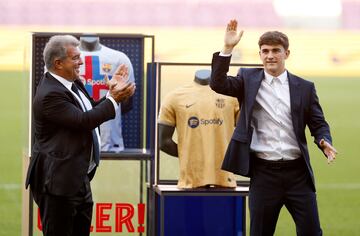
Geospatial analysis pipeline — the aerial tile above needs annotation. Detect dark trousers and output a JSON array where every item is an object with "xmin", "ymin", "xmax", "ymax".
[
  {"xmin": 33, "ymin": 177, "xmax": 93, "ymax": 236},
  {"xmin": 249, "ymin": 157, "xmax": 322, "ymax": 236}
]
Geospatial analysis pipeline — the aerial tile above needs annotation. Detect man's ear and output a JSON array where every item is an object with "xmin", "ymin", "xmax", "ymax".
[
  {"xmin": 53, "ymin": 59, "xmax": 63, "ymax": 70},
  {"xmin": 285, "ymin": 49, "xmax": 290, "ymax": 59}
]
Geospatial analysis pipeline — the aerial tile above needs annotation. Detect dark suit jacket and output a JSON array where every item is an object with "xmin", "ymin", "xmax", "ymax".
[
  {"xmin": 210, "ymin": 52, "xmax": 332, "ymax": 191},
  {"xmin": 25, "ymin": 72, "xmax": 116, "ymax": 197}
]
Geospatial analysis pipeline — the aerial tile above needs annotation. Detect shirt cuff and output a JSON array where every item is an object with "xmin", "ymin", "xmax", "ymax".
[
  {"xmin": 219, "ymin": 51, "xmax": 232, "ymax": 57},
  {"xmin": 107, "ymin": 96, "xmax": 119, "ymax": 110}
]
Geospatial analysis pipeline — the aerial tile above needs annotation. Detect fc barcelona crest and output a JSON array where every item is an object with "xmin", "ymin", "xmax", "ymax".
[
  {"xmin": 215, "ymin": 98, "xmax": 225, "ymax": 108},
  {"xmin": 102, "ymin": 63, "xmax": 112, "ymax": 73}
]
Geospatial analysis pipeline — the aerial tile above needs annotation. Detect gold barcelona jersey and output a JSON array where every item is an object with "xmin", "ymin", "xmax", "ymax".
[{"xmin": 158, "ymin": 82, "xmax": 239, "ymax": 188}]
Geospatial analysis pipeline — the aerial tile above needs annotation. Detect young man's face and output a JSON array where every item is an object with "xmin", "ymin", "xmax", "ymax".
[{"xmin": 259, "ymin": 44, "xmax": 289, "ymax": 77}]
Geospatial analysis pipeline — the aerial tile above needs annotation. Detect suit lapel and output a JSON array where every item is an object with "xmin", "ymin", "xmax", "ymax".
[
  {"xmin": 245, "ymin": 70, "xmax": 263, "ymax": 129},
  {"xmin": 247, "ymin": 70, "xmax": 263, "ymax": 113},
  {"xmin": 45, "ymin": 73, "xmax": 83, "ymax": 109},
  {"xmin": 288, "ymin": 72, "xmax": 301, "ymax": 136}
]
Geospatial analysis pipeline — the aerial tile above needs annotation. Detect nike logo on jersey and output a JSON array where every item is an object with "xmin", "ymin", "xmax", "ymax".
[{"xmin": 185, "ymin": 103, "xmax": 195, "ymax": 108}]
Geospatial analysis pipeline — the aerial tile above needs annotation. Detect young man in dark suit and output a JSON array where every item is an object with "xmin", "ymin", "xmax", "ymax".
[
  {"xmin": 25, "ymin": 35, "xmax": 135, "ymax": 236},
  {"xmin": 210, "ymin": 19, "xmax": 338, "ymax": 236}
]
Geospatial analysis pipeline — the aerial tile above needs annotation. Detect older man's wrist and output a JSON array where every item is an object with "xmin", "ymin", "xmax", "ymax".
[{"xmin": 107, "ymin": 96, "xmax": 119, "ymax": 109}]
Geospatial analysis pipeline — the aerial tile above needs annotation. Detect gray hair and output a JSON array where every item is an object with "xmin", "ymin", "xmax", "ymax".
[{"xmin": 43, "ymin": 35, "xmax": 80, "ymax": 70}]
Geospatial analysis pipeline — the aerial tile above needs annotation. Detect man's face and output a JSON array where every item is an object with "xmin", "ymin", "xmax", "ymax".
[
  {"xmin": 57, "ymin": 45, "xmax": 83, "ymax": 81},
  {"xmin": 259, "ymin": 44, "xmax": 289, "ymax": 77}
]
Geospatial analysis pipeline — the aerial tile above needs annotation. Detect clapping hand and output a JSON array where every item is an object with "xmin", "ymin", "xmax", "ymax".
[
  {"xmin": 104, "ymin": 64, "xmax": 136, "ymax": 103},
  {"xmin": 104, "ymin": 64, "xmax": 129, "ymax": 90}
]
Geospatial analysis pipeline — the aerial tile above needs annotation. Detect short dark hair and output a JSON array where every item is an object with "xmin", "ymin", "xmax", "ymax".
[{"xmin": 258, "ymin": 31, "xmax": 289, "ymax": 50}]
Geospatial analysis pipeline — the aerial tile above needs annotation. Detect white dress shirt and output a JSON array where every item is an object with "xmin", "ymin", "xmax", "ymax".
[
  {"xmin": 250, "ymin": 71, "xmax": 301, "ymax": 161},
  {"xmin": 218, "ymin": 52, "xmax": 301, "ymax": 161}
]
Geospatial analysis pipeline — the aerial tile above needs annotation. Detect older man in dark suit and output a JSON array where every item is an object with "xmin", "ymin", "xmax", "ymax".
[
  {"xmin": 210, "ymin": 20, "xmax": 338, "ymax": 236},
  {"xmin": 25, "ymin": 35, "xmax": 135, "ymax": 236}
]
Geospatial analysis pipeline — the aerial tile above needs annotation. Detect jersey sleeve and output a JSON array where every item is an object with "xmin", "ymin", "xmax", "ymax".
[
  {"xmin": 158, "ymin": 93, "xmax": 176, "ymax": 127},
  {"xmin": 116, "ymin": 51, "xmax": 135, "ymax": 83}
]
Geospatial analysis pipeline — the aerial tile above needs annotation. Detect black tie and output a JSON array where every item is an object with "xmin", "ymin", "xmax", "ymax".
[{"xmin": 71, "ymin": 83, "xmax": 100, "ymax": 166}]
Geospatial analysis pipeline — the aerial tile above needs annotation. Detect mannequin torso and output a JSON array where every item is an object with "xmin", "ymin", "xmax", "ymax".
[
  {"xmin": 158, "ymin": 69, "xmax": 239, "ymax": 188},
  {"xmin": 78, "ymin": 35, "xmax": 135, "ymax": 152},
  {"xmin": 159, "ymin": 69, "xmax": 212, "ymax": 156}
]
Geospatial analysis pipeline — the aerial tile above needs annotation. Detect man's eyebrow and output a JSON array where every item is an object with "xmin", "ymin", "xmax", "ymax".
[{"xmin": 261, "ymin": 48, "xmax": 282, "ymax": 51}]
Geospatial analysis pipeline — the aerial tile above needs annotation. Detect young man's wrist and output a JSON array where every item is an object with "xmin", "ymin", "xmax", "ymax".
[{"xmin": 222, "ymin": 45, "xmax": 234, "ymax": 55}]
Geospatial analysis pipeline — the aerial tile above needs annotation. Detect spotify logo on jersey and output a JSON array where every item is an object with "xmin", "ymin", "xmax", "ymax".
[
  {"xmin": 188, "ymin": 116, "xmax": 224, "ymax": 128},
  {"xmin": 187, "ymin": 116, "xmax": 224, "ymax": 128}
]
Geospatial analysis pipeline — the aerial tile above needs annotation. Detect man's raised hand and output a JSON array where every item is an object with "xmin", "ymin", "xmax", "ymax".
[{"xmin": 223, "ymin": 19, "xmax": 244, "ymax": 54}]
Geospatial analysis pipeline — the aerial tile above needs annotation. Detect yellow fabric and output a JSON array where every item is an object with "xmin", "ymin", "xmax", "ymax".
[{"xmin": 158, "ymin": 82, "xmax": 240, "ymax": 188}]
